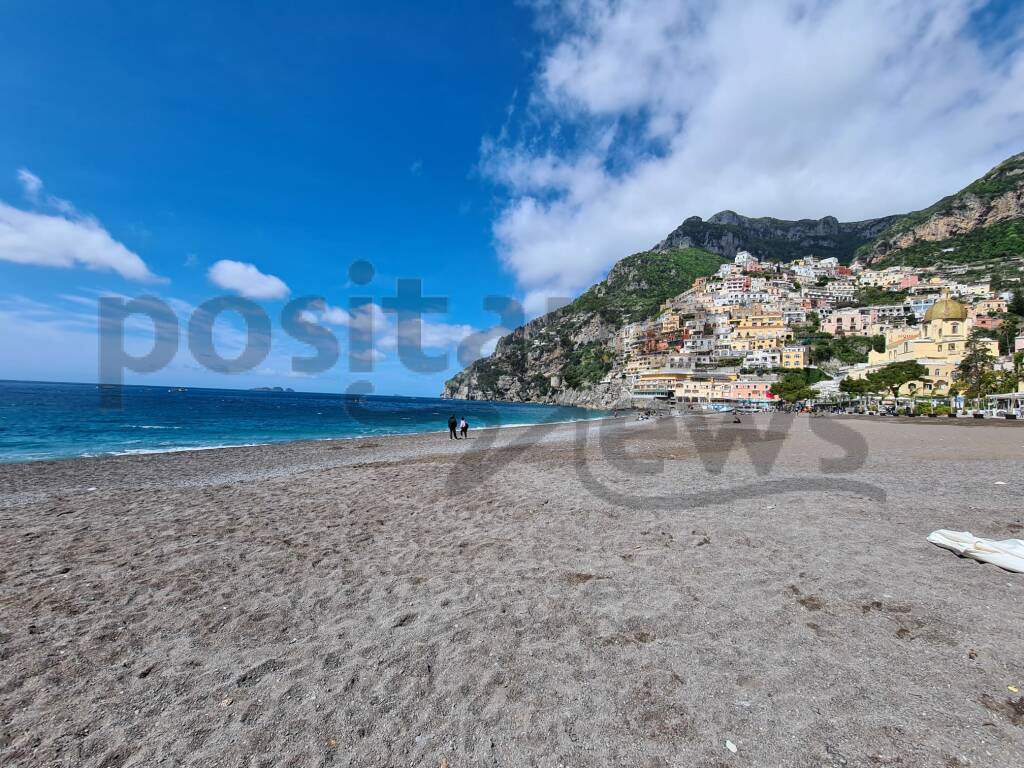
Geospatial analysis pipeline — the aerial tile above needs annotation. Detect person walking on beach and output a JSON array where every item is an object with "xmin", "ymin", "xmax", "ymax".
[
  {"xmin": 459, "ymin": 417, "xmax": 468, "ymax": 439},
  {"xmin": 448, "ymin": 414, "xmax": 459, "ymax": 440}
]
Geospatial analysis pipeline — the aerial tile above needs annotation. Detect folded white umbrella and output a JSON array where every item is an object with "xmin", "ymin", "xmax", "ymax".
[{"xmin": 928, "ymin": 530, "xmax": 1024, "ymax": 573}]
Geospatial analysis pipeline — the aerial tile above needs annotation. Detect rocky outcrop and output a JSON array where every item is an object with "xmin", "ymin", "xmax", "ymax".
[
  {"xmin": 863, "ymin": 152, "xmax": 1024, "ymax": 265},
  {"xmin": 441, "ymin": 248, "xmax": 725, "ymax": 407},
  {"xmin": 655, "ymin": 211, "xmax": 899, "ymax": 263},
  {"xmin": 440, "ymin": 302, "xmax": 622, "ymax": 407}
]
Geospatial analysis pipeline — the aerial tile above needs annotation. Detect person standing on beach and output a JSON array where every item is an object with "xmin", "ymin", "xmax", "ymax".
[
  {"xmin": 448, "ymin": 415, "xmax": 459, "ymax": 439},
  {"xmin": 460, "ymin": 417, "xmax": 468, "ymax": 439}
]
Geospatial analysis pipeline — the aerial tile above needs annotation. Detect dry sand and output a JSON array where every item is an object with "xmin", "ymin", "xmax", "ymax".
[{"xmin": 1, "ymin": 414, "xmax": 1023, "ymax": 767}]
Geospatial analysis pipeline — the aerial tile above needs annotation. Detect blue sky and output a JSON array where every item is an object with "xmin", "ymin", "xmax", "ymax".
[{"xmin": 1, "ymin": 1, "xmax": 1022, "ymax": 396}]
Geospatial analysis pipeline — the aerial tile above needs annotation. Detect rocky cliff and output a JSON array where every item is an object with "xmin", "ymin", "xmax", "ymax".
[
  {"xmin": 860, "ymin": 152, "xmax": 1024, "ymax": 268},
  {"xmin": 655, "ymin": 210, "xmax": 900, "ymax": 263},
  {"xmin": 442, "ymin": 248, "xmax": 724, "ymax": 407}
]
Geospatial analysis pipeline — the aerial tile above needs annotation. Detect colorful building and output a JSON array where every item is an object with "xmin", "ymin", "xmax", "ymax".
[{"xmin": 850, "ymin": 297, "xmax": 998, "ymax": 396}]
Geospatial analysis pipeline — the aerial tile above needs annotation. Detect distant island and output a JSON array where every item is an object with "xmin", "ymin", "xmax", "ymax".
[{"xmin": 250, "ymin": 386, "xmax": 295, "ymax": 393}]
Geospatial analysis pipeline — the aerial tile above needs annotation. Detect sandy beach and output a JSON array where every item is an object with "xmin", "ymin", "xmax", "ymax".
[{"xmin": 1, "ymin": 414, "xmax": 1023, "ymax": 767}]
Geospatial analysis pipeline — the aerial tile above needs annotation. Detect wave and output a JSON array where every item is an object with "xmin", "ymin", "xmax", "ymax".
[{"xmin": 109, "ymin": 442, "xmax": 268, "ymax": 456}]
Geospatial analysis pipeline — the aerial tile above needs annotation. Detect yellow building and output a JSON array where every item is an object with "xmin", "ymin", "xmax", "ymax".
[
  {"xmin": 630, "ymin": 370, "xmax": 740, "ymax": 401},
  {"xmin": 624, "ymin": 354, "xmax": 667, "ymax": 375},
  {"xmin": 850, "ymin": 297, "xmax": 998, "ymax": 396},
  {"xmin": 728, "ymin": 311, "xmax": 791, "ymax": 351},
  {"xmin": 671, "ymin": 371, "xmax": 740, "ymax": 402},
  {"xmin": 780, "ymin": 346, "xmax": 809, "ymax": 369},
  {"xmin": 660, "ymin": 312, "xmax": 681, "ymax": 334}
]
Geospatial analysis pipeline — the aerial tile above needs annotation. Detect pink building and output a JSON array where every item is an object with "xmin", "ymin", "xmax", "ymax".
[
  {"xmin": 975, "ymin": 315, "xmax": 1003, "ymax": 331},
  {"xmin": 898, "ymin": 275, "xmax": 920, "ymax": 290},
  {"xmin": 822, "ymin": 308, "xmax": 869, "ymax": 336},
  {"xmin": 729, "ymin": 380, "xmax": 776, "ymax": 402}
]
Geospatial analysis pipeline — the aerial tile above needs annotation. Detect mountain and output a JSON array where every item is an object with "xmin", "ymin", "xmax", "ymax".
[
  {"xmin": 442, "ymin": 249, "xmax": 723, "ymax": 407},
  {"xmin": 655, "ymin": 210, "xmax": 900, "ymax": 264},
  {"xmin": 858, "ymin": 152, "xmax": 1024, "ymax": 271},
  {"xmin": 443, "ymin": 152, "xmax": 1024, "ymax": 407}
]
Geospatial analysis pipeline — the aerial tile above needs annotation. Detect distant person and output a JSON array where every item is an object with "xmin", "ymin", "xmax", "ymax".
[
  {"xmin": 448, "ymin": 414, "xmax": 459, "ymax": 440},
  {"xmin": 460, "ymin": 417, "xmax": 468, "ymax": 438}
]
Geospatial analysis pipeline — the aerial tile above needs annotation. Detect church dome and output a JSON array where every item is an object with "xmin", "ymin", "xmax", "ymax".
[{"xmin": 924, "ymin": 297, "xmax": 968, "ymax": 323}]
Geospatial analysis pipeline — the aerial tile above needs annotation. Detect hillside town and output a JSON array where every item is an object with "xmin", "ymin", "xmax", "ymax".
[{"xmin": 605, "ymin": 251, "xmax": 1024, "ymax": 416}]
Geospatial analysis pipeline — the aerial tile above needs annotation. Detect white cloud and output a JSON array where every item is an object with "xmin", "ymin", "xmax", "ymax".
[
  {"xmin": 17, "ymin": 168, "xmax": 43, "ymax": 199},
  {"xmin": 207, "ymin": 259, "xmax": 291, "ymax": 300},
  {"xmin": 399, "ymin": 318, "xmax": 476, "ymax": 349},
  {"xmin": 321, "ymin": 305, "xmax": 350, "ymax": 325},
  {"xmin": 0, "ymin": 199, "xmax": 162, "ymax": 282},
  {"xmin": 351, "ymin": 347, "xmax": 386, "ymax": 363},
  {"xmin": 488, "ymin": 0, "xmax": 1024, "ymax": 314},
  {"xmin": 298, "ymin": 300, "xmax": 350, "ymax": 326}
]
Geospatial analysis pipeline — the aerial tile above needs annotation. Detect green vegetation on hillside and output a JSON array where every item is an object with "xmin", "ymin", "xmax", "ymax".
[
  {"xmin": 572, "ymin": 248, "xmax": 724, "ymax": 325},
  {"xmin": 883, "ymin": 154, "xmax": 1023, "ymax": 238},
  {"xmin": 561, "ymin": 342, "xmax": 614, "ymax": 389},
  {"xmin": 874, "ymin": 219, "xmax": 1024, "ymax": 268},
  {"xmin": 789, "ymin": 327, "xmax": 884, "ymax": 366},
  {"xmin": 845, "ymin": 287, "xmax": 909, "ymax": 306},
  {"xmin": 858, "ymin": 152, "xmax": 1024, "ymax": 264}
]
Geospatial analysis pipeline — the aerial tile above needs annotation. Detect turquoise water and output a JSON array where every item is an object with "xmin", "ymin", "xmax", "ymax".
[{"xmin": 0, "ymin": 380, "xmax": 607, "ymax": 463}]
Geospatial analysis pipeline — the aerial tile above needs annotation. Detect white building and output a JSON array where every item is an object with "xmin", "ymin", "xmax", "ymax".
[{"xmin": 735, "ymin": 250, "xmax": 759, "ymax": 268}]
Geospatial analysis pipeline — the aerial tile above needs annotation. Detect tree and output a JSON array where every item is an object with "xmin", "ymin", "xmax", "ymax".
[
  {"xmin": 839, "ymin": 377, "xmax": 873, "ymax": 397},
  {"xmin": 866, "ymin": 361, "xmax": 929, "ymax": 400},
  {"xmin": 1009, "ymin": 288, "xmax": 1024, "ymax": 317},
  {"xmin": 955, "ymin": 330, "xmax": 997, "ymax": 399},
  {"xmin": 998, "ymin": 314, "xmax": 1020, "ymax": 356},
  {"xmin": 770, "ymin": 371, "xmax": 817, "ymax": 404}
]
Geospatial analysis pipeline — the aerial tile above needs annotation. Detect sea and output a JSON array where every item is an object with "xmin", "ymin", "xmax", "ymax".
[{"xmin": 0, "ymin": 380, "xmax": 609, "ymax": 463}]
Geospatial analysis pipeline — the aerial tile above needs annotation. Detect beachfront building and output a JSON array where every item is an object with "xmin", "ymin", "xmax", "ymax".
[
  {"xmin": 729, "ymin": 378, "xmax": 777, "ymax": 404},
  {"xmin": 632, "ymin": 368, "xmax": 740, "ymax": 401},
  {"xmin": 670, "ymin": 371, "xmax": 740, "ymax": 403},
  {"xmin": 847, "ymin": 297, "xmax": 999, "ymax": 396}
]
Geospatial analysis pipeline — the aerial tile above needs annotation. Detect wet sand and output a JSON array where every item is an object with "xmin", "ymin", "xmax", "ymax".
[{"xmin": 1, "ymin": 414, "xmax": 1022, "ymax": 767}]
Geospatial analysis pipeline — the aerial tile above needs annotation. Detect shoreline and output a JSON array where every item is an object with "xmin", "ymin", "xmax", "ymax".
[
  {"xmin": 4, "ymin": 406, "xmax": 1021, "ymax": 468},
  {"xmin": 0, "ymin": 412, "xmax": 621, "ymax": 467}
]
